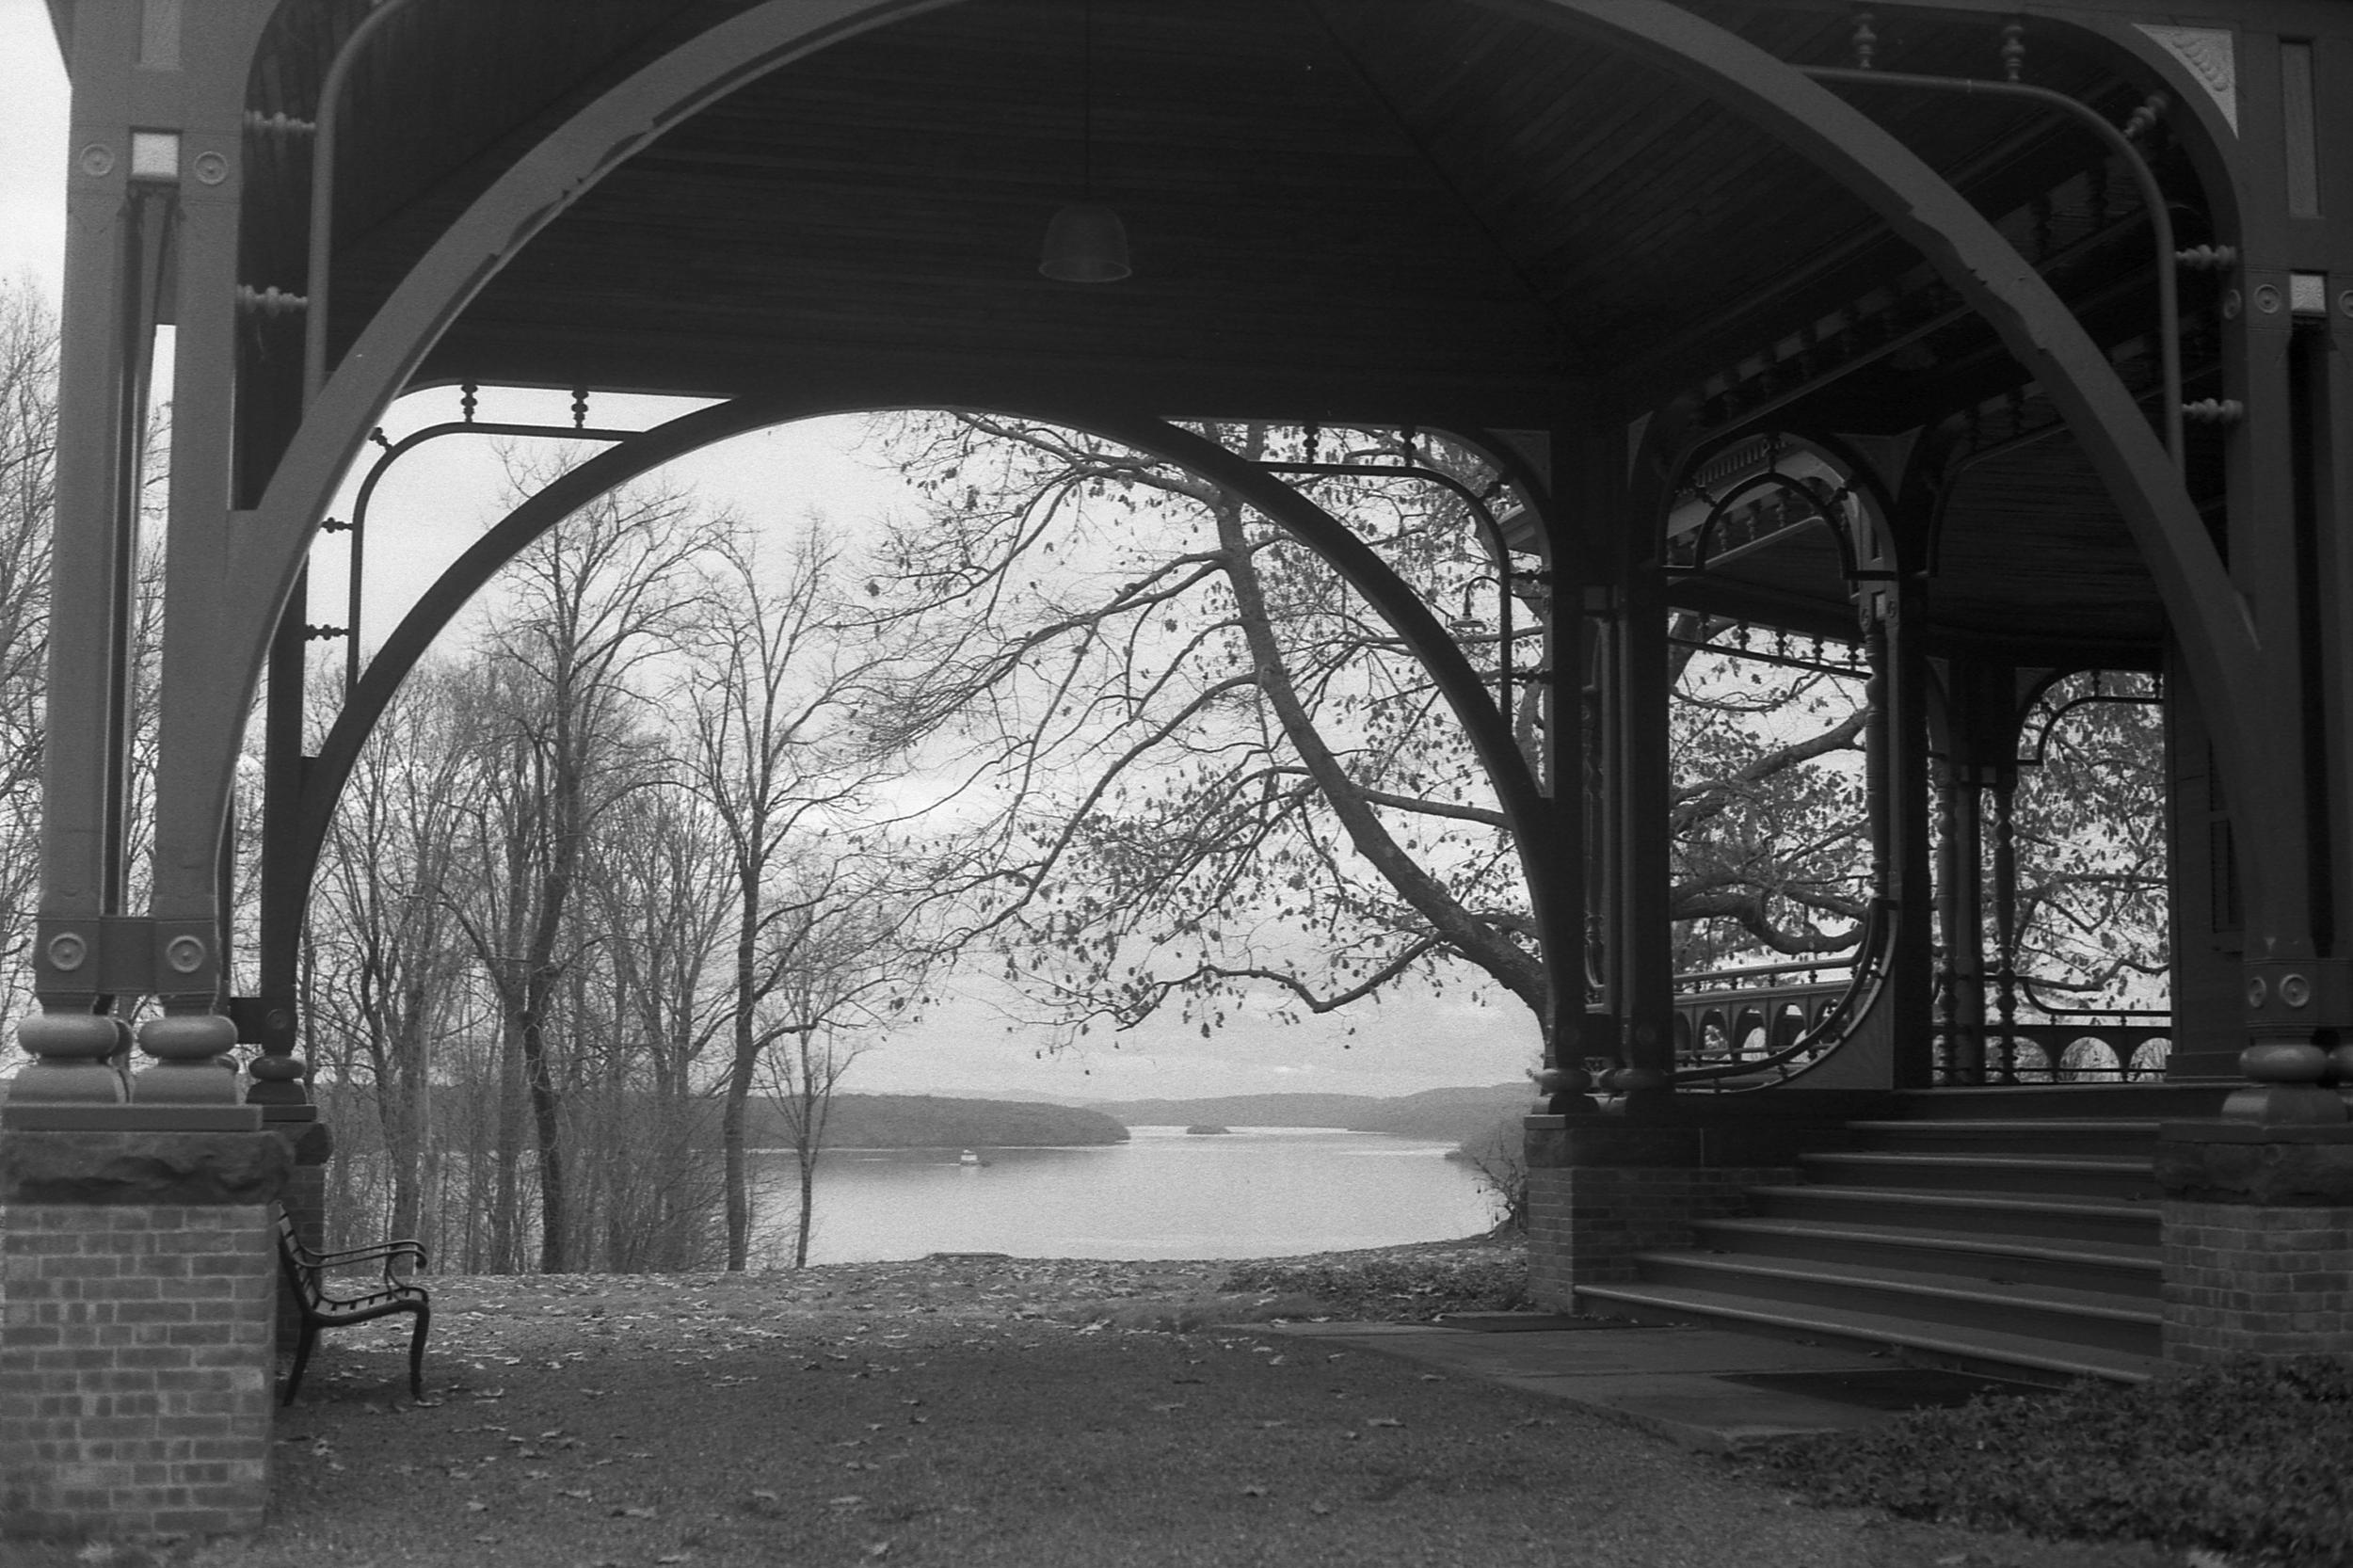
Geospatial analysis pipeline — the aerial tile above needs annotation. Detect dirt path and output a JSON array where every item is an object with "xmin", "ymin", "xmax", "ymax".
[{"xmin": 42, "ymin": 1248, "xmax": 2177, "ymax": 1568}]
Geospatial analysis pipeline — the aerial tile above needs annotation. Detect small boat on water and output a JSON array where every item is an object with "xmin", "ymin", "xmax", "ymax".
[{"xmin": 957, "ymin": 1148, "xmax": 984, "ymax": 1167}]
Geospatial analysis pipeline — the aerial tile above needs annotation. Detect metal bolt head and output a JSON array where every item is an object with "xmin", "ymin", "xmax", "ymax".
[
  {"xmin": 44, "ymin": 933, "xmax": 87, "ymax": 972},
  {"xmin": 78, "ymin": 144, "xmax": 115, "ymax": 177},
  {"xmin": 2246, "ymin": 975, "xmax": 2270, "ymax": 1008},
  {"xmin": 193, "ymin": 151, "xmax": 229, "ymax": 185},
  {"xmin": 165, "ymin": 935, "xmax": 206, "ymax": 974},
  {"xmin": 2222, "ymin": 289, "xmax": 2243, "ymax": 320},
  {"xmin": 2255, "ymin": 283, "xmax": 2283, "ymax": 314},
  {"xmin": 2280, "ymin": 973, "xmax": 2313, "ymax": 1008},
  {"xmin": 2339, "ymin": 290, "xmax": 2353, "ymax": 319}
]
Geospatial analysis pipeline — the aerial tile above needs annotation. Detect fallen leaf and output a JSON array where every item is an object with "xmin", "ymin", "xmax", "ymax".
[
  {"xmin": 1241, "ymin": 1484, "xmax": 1269, "ymax": 1498},
  {"xmin": 748, "ymin": 1490, "xmax": 779, "ymax": 1503},
  {"xmin": 463, "ymin": 1500, "xmax": 487, "ymax": 1513},
  {"xmin": 1367, "ymin": 1417, "xmax": 1402, "ymax": 1428},
  {"xmin": 1310, "ymin": 1502, "xmax": 1333, "ymax": 1516}
]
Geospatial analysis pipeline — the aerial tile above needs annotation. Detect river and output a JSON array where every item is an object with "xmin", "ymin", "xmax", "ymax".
[{"xmin": 747, "ymin": 1125, "xmax": 1499, "ymax": 1265}]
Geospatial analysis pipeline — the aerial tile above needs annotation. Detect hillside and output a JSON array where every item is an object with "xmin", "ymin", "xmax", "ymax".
[
  {"xmin": 1087, "ymin": 1083, "xmax": 1529, "ymax": 1144},
  {"xmin": 750, "ymin": 1094, "xmax": 1128, "ymax": 1150}
]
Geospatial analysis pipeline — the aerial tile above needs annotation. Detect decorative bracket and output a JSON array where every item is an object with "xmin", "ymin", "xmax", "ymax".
[{"xmin": 2135, "ymin": 24, "xmax": 2236, "ymax": 136}]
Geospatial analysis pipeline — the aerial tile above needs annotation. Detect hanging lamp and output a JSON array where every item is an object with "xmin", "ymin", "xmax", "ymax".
[{"xmin": 1040, "ymin": 0, "xmax": 1129, "ymax": 281}]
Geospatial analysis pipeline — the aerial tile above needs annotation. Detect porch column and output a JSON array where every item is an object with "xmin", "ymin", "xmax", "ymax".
[
  {"xmin": 2211, "ymin": 32, "xmax": 2347, "ymax": 1125},
  {"xmin": 1607, "ymin": 565, "xmax": 1676, "ymax": 1093},
  {"xmin": 2153, "ymin": 25, "xmax": 2353, "ymax": 1368},
  {"xmin": 1934, "ymin": 755, "xmax": 1986, "ymax": 1084},
  {"xmin": 2, "ymin": 1, "xmax": 288, "ymax": 1539}
]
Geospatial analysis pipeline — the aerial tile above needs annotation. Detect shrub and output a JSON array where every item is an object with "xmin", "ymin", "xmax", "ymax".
[{"xmin": 1750, "ymin": 1356, "xmax": 2353, "ymax": 1564}]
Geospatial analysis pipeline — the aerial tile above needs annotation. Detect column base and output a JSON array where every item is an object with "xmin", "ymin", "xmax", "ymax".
[
  {"xmin": 0, "ymin": 1129, "xmax": 290, "ymax": 1538},
  {"xmin": 2157, "ymin": 1121, "xmax": 2353, "ymax": 1366}
]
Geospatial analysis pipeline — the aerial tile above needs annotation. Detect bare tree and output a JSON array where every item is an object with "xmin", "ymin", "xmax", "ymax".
[
  {"xmin": 857, "ymin": 415, "xmax": 1903, "ymax": 1048},
  {"xmin": 753, "ymin": 850, "xmax": 925, "ymax": 1268},
  {"xmin": 444, "ymin": 472, "xmax": 719, "ymax": 1273},
  {"xmin": 859, "ymin": 417, "xmax": 1550, "ymax": 1044},
  {"xmin": 1665, "ymin": 614, "xmax": 1872, "ymax": 969},
  {"xmin": 2008, "ymin": 671, "xmax": 2169, "ymax": 1005},
  {"xmin": 580, "ymin": 783, "xmax": 732, "ymax": 1272},
  {"xmin": 305, "ymin": 661, "xmax": 475, "ymax": 1252},
  {"xmin": 681, "ymin": 524, "xmax": 928, "ymax": 1268},
  {"xmin": 0, "ymin": 283, "xmax": 56, "ymax": 1036}
]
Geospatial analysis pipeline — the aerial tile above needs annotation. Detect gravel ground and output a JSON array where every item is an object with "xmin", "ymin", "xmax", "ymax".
[{"xmin": 24, "ymin": 1248, "xmax": 2185, "ymax": 1568}]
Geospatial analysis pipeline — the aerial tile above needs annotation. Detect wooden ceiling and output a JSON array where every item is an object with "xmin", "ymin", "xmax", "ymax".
[{"xmin": 240, "ymin": 0, "xmax": 2191, "ymax": 667}]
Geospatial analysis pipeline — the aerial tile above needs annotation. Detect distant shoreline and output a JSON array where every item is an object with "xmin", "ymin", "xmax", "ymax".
[{"xmin": 748, "ymin": 1126, "xmax": 1472, "ymax": 1155}]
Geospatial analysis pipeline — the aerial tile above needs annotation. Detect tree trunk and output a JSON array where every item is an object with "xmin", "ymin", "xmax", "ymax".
[
  {"xmin": 722, "ymin": 888, "xmax": 761, "ymax": 1271},
  {"xmin": 490, "ymin": 1009, "xmax": 525, "ymax": 1272},
  {"xmin": 523, "ymin": 976, "xmax": 568, "ymax": 1273},
  {"xmin": 794, "ymin": 1143, "xmax": 817, "ymax": 1268}
]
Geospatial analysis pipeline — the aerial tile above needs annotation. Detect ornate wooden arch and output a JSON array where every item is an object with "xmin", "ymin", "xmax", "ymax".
[{"xmin": 139, "ymin": 0, "xmax": 2284, "ymax": 1005}]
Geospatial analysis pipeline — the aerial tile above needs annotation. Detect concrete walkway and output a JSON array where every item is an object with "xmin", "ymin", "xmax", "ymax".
[{"xmin": 1259, "ymin": 1316, "xmax": 2039, "ymax": 1452}]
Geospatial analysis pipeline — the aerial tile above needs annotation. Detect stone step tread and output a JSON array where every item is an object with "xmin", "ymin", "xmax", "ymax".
[
  {"xmin": 1746, "ymin": 1184, "xmax": 2160, "ymax": 1220},
  {"xmin": 1571, "ymin": 1282, "xmax": 2164, "ymax": 1384},
  {"xmin": 1695, "ymin": 1216, "xmax": 2163, "ymax": 1271},
  {"xmin": 1802, "ymin": 1151, "xmax": 2153, "ymax": 1172},
  {"xmin": 1638, "ymin": 1248, "xmax": 2162, "ymax": 1320},
  {"xmin": 1843, "ymin": 1119, "xmax": 2162, "ymax": 1135}
]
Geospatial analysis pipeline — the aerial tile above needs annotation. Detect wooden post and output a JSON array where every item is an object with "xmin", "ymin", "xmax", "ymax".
[
  {"xmin": 1936, "ymin": 759, "xmax": 1986, "ymax": 1085},
  {"xmin": 2209, "ymin": 30, "xmax": 2340, "ymax": 1122},
  {"xmin": 1614, "ymin": 567, "xmax": 1675, "ymax": 1086}
]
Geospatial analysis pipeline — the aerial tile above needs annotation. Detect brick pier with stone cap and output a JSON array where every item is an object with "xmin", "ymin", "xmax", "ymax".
[{"xmin": 0, "ymin": 1116, "xmax": 289, "ymax": 1537}]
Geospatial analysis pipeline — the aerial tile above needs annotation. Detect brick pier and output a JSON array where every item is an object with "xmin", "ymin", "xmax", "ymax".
[
  {"xmin": 0, "ymin": 1121, "xmax": 289, "ymax": 1538},
  {"xmin": 2157, "ymin": 1123, "xmax": 2353, "ymax": 1364}
]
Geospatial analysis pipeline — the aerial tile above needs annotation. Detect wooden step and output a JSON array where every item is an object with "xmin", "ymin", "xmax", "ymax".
[
  {"xmin": 1892, "ymin": 1083, "xmax": 2229, "ymax": 1121},
  {"xmin": 1692, "ymin": 1215, "xmax": 2160, "ymax": 1296},
  {"xmin": 1798, "ymin": 1150, "xmax": 2157, "ymax": 1201},
  {"xmin": 1842, "ymin": 1119, "xmax": 2160, "ymax": 1157},
  {"xmin": 1572, "ymin": 1280, "xmax": 2165, "ymax": 1384},
  {"xmin": 1628, "ymin": 1250, "xmax": 2159, "ymax": 1356},
  {"xmin": 1744, "ymin": 1183, "xmax": 2159, "ymax": 1249}
]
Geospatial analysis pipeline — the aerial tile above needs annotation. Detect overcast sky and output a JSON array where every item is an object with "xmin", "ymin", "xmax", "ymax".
[{"xmin": 0, "ymin": 7, "xmax": 1542, "ymax": 1102}]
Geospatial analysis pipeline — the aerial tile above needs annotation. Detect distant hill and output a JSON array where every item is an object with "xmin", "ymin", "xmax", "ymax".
[
  {"xmin": 1089, "ymin": 1083, "xmax": 1530, "ymax": 1144},
  {"xmin": 748, "ymin": 1094, "xmax": 1128, "ymax": 1150}
]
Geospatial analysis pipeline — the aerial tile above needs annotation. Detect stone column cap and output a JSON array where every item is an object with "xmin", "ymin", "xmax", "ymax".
[
  {"xmin": 2159, "ymin": 1118, "xmax": 2353, "ymax": 1145},
  {"xmin": 2157, "ymin": 1118, "xmax": 2353, "ymax": 1205},
  {"xmin": 0, "ymin": 1128, "xmax": 291, "ymax": 1205}
]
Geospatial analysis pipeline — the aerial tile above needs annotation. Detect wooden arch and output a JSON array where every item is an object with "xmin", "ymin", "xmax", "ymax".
[{"xmin": 149, "ymin": 0, "xmax": 2281, "ymax": 982}]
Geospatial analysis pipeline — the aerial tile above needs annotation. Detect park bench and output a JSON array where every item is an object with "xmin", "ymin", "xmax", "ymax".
[{"xmin": 274, "ymin": 1206, "xmax": 431, "ymax": 1404}]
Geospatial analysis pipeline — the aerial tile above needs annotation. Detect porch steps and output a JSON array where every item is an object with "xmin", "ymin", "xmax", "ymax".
[{"xmin": 1571, "ymin": 1093, "xmax": 2185, "ymax": 1384}]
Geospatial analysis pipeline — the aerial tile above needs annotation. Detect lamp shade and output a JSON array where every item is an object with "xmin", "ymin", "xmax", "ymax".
[{"xmin": 1040, "ymin": 201, "xmax": 1131, "ymax": 282}]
